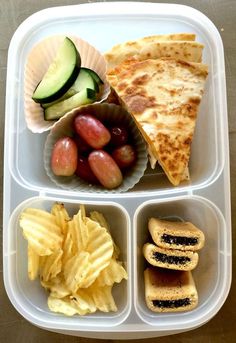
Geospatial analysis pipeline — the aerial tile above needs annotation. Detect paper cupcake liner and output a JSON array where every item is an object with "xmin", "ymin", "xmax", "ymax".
[
  {"xmin": 44, "ymin": 103, "xmax": 148, "ymax": 193},
  {"xmin": 24, "ymin": 35, "xmax": 110, "ymax": 133}
]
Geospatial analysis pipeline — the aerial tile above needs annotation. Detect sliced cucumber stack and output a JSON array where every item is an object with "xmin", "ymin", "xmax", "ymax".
[
  {"xmin": 42, "ymin": 68, "xmax": 100, "ymax": 109},
  {"xmin": 32, "ymin": 37, "xmax": 81, "ymax": 104},
  {"xmin": 44, "ymin": 88, "xmax": 96, "ymax": 121},
  {"xmin": 32, "ymin": 36, "xmax": 104, "ymax": 120}
]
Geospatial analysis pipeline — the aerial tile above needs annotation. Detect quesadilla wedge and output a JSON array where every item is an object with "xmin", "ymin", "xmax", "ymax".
[
  {"xmin": 105, "ymin": 35, "xmax": 203, "ymax": 69},
  {"xmin": 107, "ymin": 58, "xmax": 208, "ymax": 186},
  {"xmin": 136, "ymin": 33, "xmax": 196, "ymax": 42}
]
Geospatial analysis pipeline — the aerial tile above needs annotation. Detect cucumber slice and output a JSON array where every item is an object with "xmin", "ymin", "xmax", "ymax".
[
  {"xmin": 41, "ymin": 92, "xmax": 72, "ymax": 109},
  {"xmin": 82, "ymin": 67, "xmax": 104, "ymax": 85},
  {"xmin": 42, "ymin": 68, "xmax": 99, "ymax": 109},
  {"xmin": 44, "ymin": 88, "xmax": 96, "ymax": 121},
  {"xmin": 32, "ymin": 37, "xmax": 81, "ymax": 104},
  {"xmin": 67, "ymin": 68, "xmax": 99, "ymax": 94}
]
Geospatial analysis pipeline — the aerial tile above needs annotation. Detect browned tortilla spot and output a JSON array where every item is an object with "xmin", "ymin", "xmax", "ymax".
[
  {"xmin": 124, "ymin": 94, "xmax": 156, "ymax": 114},
  {"xmin": 132, "ymin": 74, "xmax": 150, "ymax": 86}
]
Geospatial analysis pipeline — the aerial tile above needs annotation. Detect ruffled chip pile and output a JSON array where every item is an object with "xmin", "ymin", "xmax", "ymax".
[{"xmin": 19, "ymin": 203, "xmax": 127, "ymax": 316}]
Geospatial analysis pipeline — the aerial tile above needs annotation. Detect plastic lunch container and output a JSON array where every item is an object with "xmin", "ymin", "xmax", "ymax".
[{"xmin": 3, "ymin": 2, "xmax": 231, "ymax": 340}]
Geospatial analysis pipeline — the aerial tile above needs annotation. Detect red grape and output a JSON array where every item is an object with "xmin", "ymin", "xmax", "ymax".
[
  {"xmin": 75, "ymin": 156, "xmax": 98, "ymax": 184},
  {"xmin": 88, "ymin": 150, "xmax": 123, "ymax": 189},
  {"xmin": 73, "ymin": 134, "xmax": 92, "ymax": 156},
  {"xmin": 51, "ymin": 137, "xmax": 77, "ymax": 176},
  {"xmin": 74, "ymin": 114, "xmax": 111, "ymax": 149},
  {"xmin": 109, "ymin": 126, "xmax": 128, "ymax": 147},
  {"xmin": 112, "ymin": 144, "xmax": 136, "ymax": 168}
]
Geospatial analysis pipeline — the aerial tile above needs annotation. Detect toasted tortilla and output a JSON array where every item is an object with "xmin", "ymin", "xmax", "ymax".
[
  {"xmin": 104, "ymin": 34, "xmax": 203, "ymax": 69},
  {"xmin": 137, "ymin": 33, "xmax": 196, "ymax": 42},
  {"xmin": 107, "ymin": 58, "xmax": 208, "ymax": 186}
]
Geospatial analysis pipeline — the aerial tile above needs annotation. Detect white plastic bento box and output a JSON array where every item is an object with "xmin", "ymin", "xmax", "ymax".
[{"xmin": 3, "ymin": 2, "xmax": 231, "ymax": 340}]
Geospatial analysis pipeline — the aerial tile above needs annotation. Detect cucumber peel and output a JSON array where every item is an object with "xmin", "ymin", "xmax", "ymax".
[
  {"xmin": 44, "ymin": 88, "xmax": 96, "ymax": 121},
  {"xmin": 82, "ymin": 67, "xmax": 104, "ymax": 85},
  {"xmin": 32, "ymin": 37, "xmax": 81, "ymax": 104}
]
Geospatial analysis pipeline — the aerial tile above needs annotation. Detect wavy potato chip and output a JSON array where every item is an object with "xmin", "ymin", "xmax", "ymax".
[
  {"xmin": 69, "ymin": 209, "xmax": 89, "ymax": 253},
  {"xmin": 51, "ymin": 203, "xmax": 70, "ymax": 235},
  {"xmin": 78, "ymin": 219, "xmax": 114, "ymax": 288},
  {"xmin": 71, "ymin": 289, "xmax": 96, "ymax": 314},
  {"xmin": 89, "ymin": 211, "xmax": 120, "ymax": 259},
  {"xmin": 40, "ymin": 249, "xmax": 63, "ymax": 282},
  {"xmin": 41, "ymin": 274, "xmax": 70, "ymax": 299},
  {"xmin": 95, "ymin": 258, "xmax": 128, "ymax": 287},
  {"xmin": 89, "ymin": 211, "xmax": 110, "ymax": 231},
  {"xmin": 89, "ymin": 284, "xmax": 117, "ymax": 312},
  {"xmin": 63, "ymin": 251, "xmax": 91, "ymax": 293},
  {"xmin": 62, "ymin": 227, "xmax": 74, "ymax": 265},
  {"xmin": 25, "ymin": 235, "xmax": 52, "ymax": 256},
  {"xmin": 48, "ymin": 293, "xmax": 95, "ymax": 316},
  {"xmin": 28, "ymin": 244, "xmax": 40, "ymax": 280},
  {"xmin": 48, "ymin": 296, "xmax": 79, "ymax": 316},
  {"xmin": 48, "ymin": 286, "xmax": 117, "ymax": 315},
  {"xmin": 20, "ymin": 208, "xmax": 62, "ymax": 256}
]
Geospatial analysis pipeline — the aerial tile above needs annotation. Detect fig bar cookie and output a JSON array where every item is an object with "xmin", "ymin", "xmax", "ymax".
[
  {"xmin": 149, "ymin": 217, "xmax": 205, "ymax": 251},
  {"xmin": 143, "ymin": 243, "xmax": 199, "ymax": 271},
  {"xmin": 144, "ymin": 267, "xmax": 198, "ymax": 312}
]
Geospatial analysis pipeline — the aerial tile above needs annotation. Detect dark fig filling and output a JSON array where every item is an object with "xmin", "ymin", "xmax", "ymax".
[
  {"xmin": 152, "ymin": 298, "xmax": 191, "ymax": 308},
  {"xmin": 161, "ymin": 234, "xmax": 198, "ymax": 246},
  {"xmin": 153, "ymin": 252, "xmax": 191, "ymax": 265}
]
